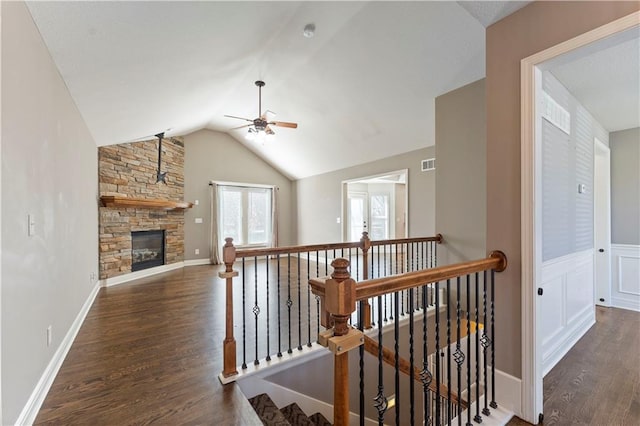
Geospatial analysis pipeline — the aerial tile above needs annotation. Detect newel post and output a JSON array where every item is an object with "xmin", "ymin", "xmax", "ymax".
[
  {"xmin": 360, "ymin": 231, "xmax": 372, "ymax": 329},
  {"xmin": 219, "ymin": 237, "xmax": 239, "ymax": 378},
  {"xmin": 316, "ymin": 258, "xmax": 364, "ymax": 426}
]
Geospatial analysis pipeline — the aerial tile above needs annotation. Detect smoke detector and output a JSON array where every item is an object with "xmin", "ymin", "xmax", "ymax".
[{"xmin": 303, "ymin": 23, "xmax": 316, "ymax": 38}]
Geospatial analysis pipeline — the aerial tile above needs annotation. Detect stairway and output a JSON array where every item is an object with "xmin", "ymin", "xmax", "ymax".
[{"xmin": 248, "ymin": 393, "xmax": 332, "ymax": 426}]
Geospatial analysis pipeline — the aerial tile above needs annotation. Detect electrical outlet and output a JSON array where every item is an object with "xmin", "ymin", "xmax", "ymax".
[
  {"xmin": 195, "ymin": 218, "xmax": 203, "ymax": 224},
  {"xmin": 28, "ymin": 214, "xmax": 36, "ymax": 236},
  {"xmin": 194, "ymin": 199, "xmax": 199, "ymax": 206},
  {"xmin": 47, "ymin": 325, "xmax": 52, "ymax": 347},
  {"xmin": 195, "ymin": 249, "xmax": 200, "ymax": 255}
]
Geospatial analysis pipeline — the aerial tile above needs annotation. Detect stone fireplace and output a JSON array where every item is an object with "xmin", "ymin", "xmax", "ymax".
[{"xmin": 98, "ymin": 136, "xmax": 187, "ymax": 280}]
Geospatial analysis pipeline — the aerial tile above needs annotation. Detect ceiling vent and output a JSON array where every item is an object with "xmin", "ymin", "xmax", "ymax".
[{"xmin": 421, "ymin": 158, "xmax": 435, "ymax": 172}]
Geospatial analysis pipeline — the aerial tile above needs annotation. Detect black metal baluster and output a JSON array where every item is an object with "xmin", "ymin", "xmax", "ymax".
[
  {"xmin": 394, "ymin": 291, "xmax": 400, "ymax": 425},
  {"xmin": 481, "ymin": 270, "xmax": 491, "ymax": 417},
  {"xmin": 287, "ymin": 254, "xmax": 293, "ymax": 354},
  {"xmin": 358, "ymin": 299, "xmax": 365, "ymax": 426},
  {"xmin": 316, "ymin": 250, "xmax": 320, "ymax": 337},
  {"xmin": 242, "ymin": 258, "xmax": 247, "ymax": 369},
  {"xmin": 447, "ymin": 279, "xmax": 452, "ymax": 425},
  {"xmin": 454, "ymin": 276, "xmax": 465, "ymax": 426},
  {"xmin": 383, "ymin": 246, "xmax": 388, "ymax": 322},
  {"xmin": 277, "ymin": 255, "xmax": 282, "ymax": 357},
  {"xmin": 490, "ymin": 269, "xmax": 498, "ymax": 410},
  {"xmin": 266, "ymin": 255, "xmax": 271, "ymax": 362},
  {"xmin": 324, "ymin": 250, "xmax": 328, "ymax": 276},
  {"xmin": 409, "ymin": 286, "xmax": 415, "ymax": 426},
  {"xmin": 253, "ymin": 256, "xmax": 260, "ymax": 365},
  {"xmin": 435, "ymin": 280, "xmax": 441, "ymax": 425},
  {"xmin": 421, "ymin": 284, "xmax": 432, "ymax": 426},
  {"xmin": 474, "ymin": 272, "xmax": 482, "ymax": 423},
  {"xmin": 389, "ymin": 245, "xmax": 394, "ymax": 320},
  {"xmin": 307, "ymin": 253, "xmax": 312, "ymax": 347},
  {"xmin": 374, "ymin": 295, "xmax": 387, "ymax": 425},
  {"xmin": 466, "ymin": 274, "xmax": 472, "ymax": 426},
  {"xmin": 297, "ymin": 255, "xmax": 302, "ymax": 351}
]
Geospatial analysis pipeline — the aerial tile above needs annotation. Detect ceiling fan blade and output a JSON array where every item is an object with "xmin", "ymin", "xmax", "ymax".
[
  {"xmin": 270, "ymin": 121, "xmax": 298, "ymax": 129},
  {"xmin": 230, "ymin": 124, "xmax": 252, "ymax": 130},
  {"xmin": 265, "ymin": 126, "xmax": 275, "ymax": 135},
  {"xmin": 224, "ymin": 114, "xmax": 253, "ymax": 122}
]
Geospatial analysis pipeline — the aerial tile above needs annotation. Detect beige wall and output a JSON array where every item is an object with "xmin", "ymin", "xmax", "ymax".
[
  {"xmin": 183, "ymin": 129, "xmax": 294, "ymax": 260},
  {"xmin": 486, "ymin": 1, "xmax": 640, "ymax": 378},
  {"xmin": 610, "ymin": 127, "xmax": 640, "ymax": 245},
  {"xmin": 436, "ymin": 79, "xmax": 486, "ymax": 266},
  {"xmin": 1, "ymin": 2, "xmax": 99, "ymax": 423},
  {"xmin": 296, "ymin": 147, "xmax": 436, "ymax": 245}
]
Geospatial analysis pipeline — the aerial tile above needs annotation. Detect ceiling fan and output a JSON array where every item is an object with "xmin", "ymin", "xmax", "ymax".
[{"xmin": 225, "ymin": 80, "xmax": 298, "ymax": 141}]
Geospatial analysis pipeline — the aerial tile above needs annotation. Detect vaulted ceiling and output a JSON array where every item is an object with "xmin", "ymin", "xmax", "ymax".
[{"xmin": 26, "ymin": 1, "xmax": 530, "ymax": 179}]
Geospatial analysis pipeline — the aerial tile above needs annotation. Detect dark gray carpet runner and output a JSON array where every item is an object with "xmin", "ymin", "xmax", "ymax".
[{"xmin": 248, "ymin": 393, "xmax": 332, "ymax": 426}]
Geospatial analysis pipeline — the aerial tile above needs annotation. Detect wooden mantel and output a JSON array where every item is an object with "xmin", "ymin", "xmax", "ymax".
[{"xmin": 100, "ymin": 195, "xmax": 194, "ymax": 210}]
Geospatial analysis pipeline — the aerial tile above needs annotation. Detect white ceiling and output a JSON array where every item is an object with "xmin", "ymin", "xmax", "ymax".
[
  {"xmin": 550, "ymin": 33, "xmax": 640, "ymax": 133},
  {"xmin": 26, "ymin": 1, "xmax": 495, "ymax": 179},
  {"xmin": 457, "ymin": 0, "xmax": 532, "ymax": 28}
]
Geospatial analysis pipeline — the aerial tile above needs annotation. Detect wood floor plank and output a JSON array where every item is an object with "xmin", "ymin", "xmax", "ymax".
[{"xmin": 508, "ymin": 306, "xmax": 640, "ymax": 426}]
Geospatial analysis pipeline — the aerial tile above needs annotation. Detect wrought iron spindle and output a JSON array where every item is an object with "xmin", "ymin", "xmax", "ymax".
[
  {"xmin": 242, "ymin": 258, "xmax": 247, "ymax": 369},
  {"xmin": 297, "ymin": 256, "xmax": 302, "ymax": 351},
  {"xmin": 421, "ymin": 284, "xmax": 433, "ymax": 426},
  {"xmin": 474, "ymin": 272, "xmax": 482, "ymax": 423},
  {"xmin": 277, "ymin": 254, "xmax": 282, "ymax": 357},
  {"xmin": 266, "ymin": 255, "xmax": 271, "ymax": 362},
  {"xmin": 307, "ymin": 253, "xmax": 312, "ymax": 347},
  {"xmin": 466, "ymin": 274, "xmax": 472, "ymax": 426},
  {"xmin": 253, "ymin": 256, "xmax": 260, "ymax": 365},
  {"xmin": 481, "ymin": 270, "xmax": 491, "ymax": 416},
  {"xmin": 316, "ymin": 250, "xmax": 320, "ymax": 337},
  {"xmin": 383, "ymin": 246, "xmax": 388, "ymax": 322},
  {"xmin": 490, "ymin": 269, "xmax": 497, "ymax": 410},
  {"xmin": 394, "ymin": 291, "xmax": 400, "ymax": 425},
  {"xmin": 375, "ymin": 295, "xmax": 387, "ymax": 425},
  {"xmin": 359, "ymin": 300, "xmax": 365, "ymax": 426},
  {"xmin": 287, "ymin": 254, "xmax": 293, "ymax": 354},
  {"xmin": 388, "ymin": 245, "xmax": 394, "ymax": 320},
  {"xmin": 447, "ymin": 279, "xmax": 452, "ymax": 425},
  {"xmin": 409, "ymin": 287, "xmax": 415, "ymax": 426},
  {"xmin": 324, "ymin": 250, "xmax": 329, "ymax": 276},
  {"xmin": 435, "ymin": 280, "xmax": 441, "ymax": 425},
  {"xmin": 454, "ymin": 276, "xmax": 465, "ymax": 426}
]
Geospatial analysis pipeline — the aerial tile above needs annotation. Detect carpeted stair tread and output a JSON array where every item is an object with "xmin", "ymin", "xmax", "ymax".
[
  {"xmin": 280, "ymin": 403, "xmax": 316, "ymax": 426},
  {"xmin": 248, "ymin": 393, "xmax": 291, "ymax": 426},
  {"xmin": 309, "ymin": 412, "xmax": 332, "ymax": 426}
]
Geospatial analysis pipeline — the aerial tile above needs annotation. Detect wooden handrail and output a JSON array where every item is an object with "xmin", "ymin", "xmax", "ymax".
[
  {"xmin": 369, "ymin": 233, "xmax": 442, "ymax": 247},
  {"xmin": 362, "ymin": 335, "xmax": 468, "ymax": 409},
  {"xmin": 309, "ymin": 251, "xmax": 507, "ymax": 301},
  {"xmin": 235, "ymin": 235, "xmax": 442, "ymax": 259}
]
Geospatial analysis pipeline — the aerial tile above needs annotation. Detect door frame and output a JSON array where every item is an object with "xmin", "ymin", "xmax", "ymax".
[
  {"xmin": 520, "ymin": 11, "xmax": 639, "ymax": 423},
  {"xmin": 594, "ymin": 138, "xmax": 612, "ymax": 307},
  {"xmin": 341, "ymin": 169, "xmax": 408, "ymax": 242}
]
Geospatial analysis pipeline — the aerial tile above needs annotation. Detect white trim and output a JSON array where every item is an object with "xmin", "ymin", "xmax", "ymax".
[
  {"xmin": 610, "ymin": 244, "xmax": 640, "ymax": 311},
  {"xmin": 610, "ymin": 297, "xmax": 640, "ymax": 313},
  {"xmin": 183, "ymin": 258, "xmax": 211, "ymax": 267},
  {"xmin": 542, "ymin": 306, "xmax": 594, "ymax": 376},
  {"xmin": 0, "ymin": 2, "xmax": 3, "ymax": 421},
  {"xmin": 520, "ymin": 11, "xmax": 640, "ymax": 424},
  {"xmin": 617, "ymin": 255, "xmax": 640, "ymax": 296},
  {"xmin": 101, "ymin": 261, "xmax": 185, "ymax": 287},
  {"xmin": 15, "ymin": 282, "xmax": 102, "ymax": 426},
  {"xmin": 209, "ymin": 180, "xmax": 275, "ymax": 190}
]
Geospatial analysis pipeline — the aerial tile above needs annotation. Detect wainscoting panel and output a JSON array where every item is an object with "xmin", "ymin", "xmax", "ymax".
[
  {"xmin": 540, "ymin": 249, "xmax": 595, "ymax": 376},
  {"xmin": 611, "ymin": 244, "xmax": 640, "ymax": 312}
]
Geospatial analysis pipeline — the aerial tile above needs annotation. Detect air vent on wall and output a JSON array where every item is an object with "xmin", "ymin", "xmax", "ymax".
[
  {"xmin": 542, "ymin": 91, "xmax": 571, "ymax": 135},
  {"xmin": 421, "ymin": 158, "xmax": 435, "ymax": 172}
]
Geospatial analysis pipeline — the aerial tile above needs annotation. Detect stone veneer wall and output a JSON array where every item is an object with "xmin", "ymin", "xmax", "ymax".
[{"xmin": 99, "ymin": 136, "xmax": 186, "ymax": 279}]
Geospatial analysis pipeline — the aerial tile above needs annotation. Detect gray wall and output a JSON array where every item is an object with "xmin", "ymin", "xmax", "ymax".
[
  {"xmin": 435, "ymin": 79, "xmax": 486, "ymax": 266},
  {"xmin": 610, "ymin": 127, "xmax": 640, "ymax": 245},
  {"xmin": 1, "ymin": 2, "xmax": 100, "ymax": 423},
  {"xmin": 296, "ymin": 147, "xmax": 436, "ymax": 245},
  {"xmin": 541, "ymin": 71, "xmax": 607, "ymax": 261},
  {"xmin": 183, "ymin": 129, "xmax": 294, "ymax": 260}
]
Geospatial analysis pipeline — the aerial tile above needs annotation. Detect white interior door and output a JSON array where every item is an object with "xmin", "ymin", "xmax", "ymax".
[
  {"xmin": 347, "ymin": 192, "xmax": 368, "ymax": 242},
  {"xmin": 594, "ymin": 138, "xmax": 611, "ymax": 307}
]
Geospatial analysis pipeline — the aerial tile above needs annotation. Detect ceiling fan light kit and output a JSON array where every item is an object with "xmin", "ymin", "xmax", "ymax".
[{"xmin": 225, "ymin": 80, "xmax": 298, "ymax": 142}]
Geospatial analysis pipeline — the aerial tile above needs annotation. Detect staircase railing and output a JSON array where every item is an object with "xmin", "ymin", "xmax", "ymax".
[
  {"xmin": 219, "ymin": 232, "xmax": 442, "ymax": 379},
  {"xmin": 310, "ymin": 251, "xmax": 507, "ymax": 425}
]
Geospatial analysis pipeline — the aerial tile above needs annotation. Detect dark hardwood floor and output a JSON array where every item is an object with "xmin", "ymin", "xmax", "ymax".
[
  {"xmin": 35, "ymin": 265, "xmax": 263, "ymax": 425},
  {"xmin": 508, "ymin": 305, "xmax": 640, "ymax": 425}
]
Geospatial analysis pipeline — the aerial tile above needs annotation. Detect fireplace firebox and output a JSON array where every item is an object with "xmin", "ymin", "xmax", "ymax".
[{"xmin": 131, "ymin": 230, "xmax": 165, "ymax": 272}]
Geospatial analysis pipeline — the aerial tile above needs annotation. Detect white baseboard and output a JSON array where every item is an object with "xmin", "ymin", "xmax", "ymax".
[
  {"xmin": 611, "ymin": 297, "xmax": 640, "ymax": 312},
  {"xmin": 15, "ymin": 281, "xmax": 101, "ymax": 426},
  {"xmin": 101, "ymin": 261, "xmax": 185, "ymax": 287},
  {"xmin": 495, "ymin": 368, "xmax": 521, "ymax": 417},
  {"xmin": 542, "ymin": 308, "xmax": 594, "ymax": 377},
  {"xmin": 183, "ymin": 258, "xmax": 211, "ymax": 266}
]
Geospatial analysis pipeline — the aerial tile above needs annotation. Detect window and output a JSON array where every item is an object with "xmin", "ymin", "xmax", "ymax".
[{"xmin": 219, "ymin": 185, "xmax": 273, "ymax": 247}]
